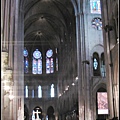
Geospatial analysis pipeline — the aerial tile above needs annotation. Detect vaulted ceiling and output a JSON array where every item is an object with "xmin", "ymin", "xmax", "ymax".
[{"xmin": 24, "ymin": 0, "xmax": 76, "ymax": 50}]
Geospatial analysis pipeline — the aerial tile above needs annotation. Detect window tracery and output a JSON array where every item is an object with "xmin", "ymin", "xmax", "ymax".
[
  {"xmin": 32, "ymin": 49, "xmax": 42, "ymax": 74},
  {"xmin": 92, "ymin": 17, "xmax": 102, "ymax": 30}
]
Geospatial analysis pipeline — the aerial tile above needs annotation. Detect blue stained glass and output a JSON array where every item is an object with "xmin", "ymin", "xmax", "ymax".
[
  {"xmin": 24, "ymin": 58, "xmax": 28, "ymax": 73},
  {"xmin": 94, "ymin": 58, "xmax": 98, "ymax": 70},
  {"xmin": 92, "ymin": 17, "xmax": 102, "ymax": 30},
  {"xmin": 46, "ymin": 49, "xmax": 53, "ymax": 58},
  {"xmin": 33, "ymin": 49, "xmax": 41, "ymax": 59},
  {"xmin": 90, "ymin": 0, "xmax": 101, "ymax": 14},
  {"xmin": 32, "ymin": 49, "xmax": 42, "ymax": 74},
  {"xmin": 93, "ymin": 2, "xmax": 98, "ymax": 10},
  {"xmin": 23, "ymin": 49, "xmax": 28, "ymax": 57},
  {"xmin": 23, "ymin": 48, "xmax": 29, "ymax": 73}
]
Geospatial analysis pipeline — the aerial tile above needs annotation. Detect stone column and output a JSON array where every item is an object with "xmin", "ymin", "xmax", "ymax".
[
  {"xmin": 13, "ymin": 0, "xmax": 20, "ymax": 119},
  {"xmin": 3, "ymin": 0, "xmax": 10, "ymax": 50},
  {"xmin": 42, "ymin": 86, "xmax": 49, "ymax": 99},
  {"xmin": 1, "ymin": 51, "xmax": 8, "ymax": 120},
  {"xmin": 55, "ymin": 112, "xmax": 58, "ymax": 120},
  {"xmin": 75, "ymin": 11, "xmax": 84, "ymax": 120},
  {"xmin": 101, "ymin": 0, "xmax": 114, "ymax": 118},
  {"xmin": 1, "ymin": 0, "xmax": 5, "ymax": 50},
  {"xmin": 113, "ymin": 84, "xmax": 119, "ymax": 117},
  {"xmin": 1, "ymin": 80, "xmax": 4, "ymax": 120},
  {"xmin": 4, "ymin": 94, "xmax": 10, "ymax": 120},
  {"xmin": 8, "ymin": 0, "xmax": 14, "ymax": 68},
  {"xmin": 34, "ymin": 86, "xmax": 38, "ymax": 98},
  {"xmin": 28, "ymin": 86, "xmax": 32, "ymax": 98},
  {"xmin": 10, "ymin": 98, "xmax": 14, "ymax": 120},
  {"xmin": 5, "ymin": 68, "xmax": 13, "ymax": 120}
]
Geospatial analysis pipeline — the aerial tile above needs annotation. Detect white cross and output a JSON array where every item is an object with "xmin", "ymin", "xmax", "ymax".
[{"xmin": 33, "ymin": 110, "xmax": 41, "ymax": 119}]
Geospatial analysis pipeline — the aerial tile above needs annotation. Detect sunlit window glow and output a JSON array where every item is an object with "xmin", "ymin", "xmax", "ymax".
[
  {"xmin": 90, "ymin": 0, "xmax": 101, "ymax": 14},
  {"xmin": 32, "ymin": 89, "xmax": 34, "ymax": 98},
  {"xmin": 25, "ymin": 86, "xmax": 28, "ymax": 98},
  {"xmin": 38, "ymin": 85, "xmax": 42, "ymax": 98},
  {"xmin": 46, "ymin": 49, "xmax": 54, "ymax": 74},
  {"xmin": 51, "ymin": 84, "xmax": 54, "ymax": 97}
]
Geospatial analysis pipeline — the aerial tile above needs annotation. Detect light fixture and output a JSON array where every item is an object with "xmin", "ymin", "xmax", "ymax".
[
  {"xmin": 65, "ymin": 85, "xmax": 69, "ymax": 91},
  {"xmin": 39, "ymin": 16, "xmax": 44, "ymax": 20},
  {"xmin": 104, "ymin": 25, "xmax": 113, "ymax": 32},
  {"xmin": 75, "ymin": 76, "xmax": 78, "ymax": 80},
  {"xmin": 59, "ymin": 94, "xmax": 61, "ymax": 97},
  {"xmin": 72, "ymin": 83, "xmax": 75, "ymax": 86},
  {"xmin": 82, "ymin": 60, "xmax": 90, "ymax": 65},
  {"xmin": 65, "ymin": 87, "xmax": 68, "ymax": 91},
  {"xmin": 117, "ymin": 38, "xmax": 119, "ymax": 43}
]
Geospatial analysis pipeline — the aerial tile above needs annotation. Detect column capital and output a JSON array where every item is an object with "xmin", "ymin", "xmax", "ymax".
[
  {"xmin": 75, "ymin": 11, "xmax": 84, "ymax": 17},
  {"xmin": 5, "ymin": 68, "xmax": 13, "ymax": 81}
]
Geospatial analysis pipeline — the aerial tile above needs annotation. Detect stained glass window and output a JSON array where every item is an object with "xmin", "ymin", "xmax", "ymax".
[
  {"xmin": 90, "ymin": 0, "xmax": 101, "ymax": 14},
  {"xmin": 92, "ymin": 17, "xmax": 102, "ymax": 30},
  {"xmin": 101, "ymin": 53, "xmax": 106, "ymax": 77},
  {"xmin": 56, "ymin": 48, "xmax": 58, "ymax": 71},
  {"xmin": 46, "ymin": 49, "xmax": 54, "ymax": 74},
  {"xmin": 56, "ymin": 58, "xmax": 58, "ymax": 71},
  {"xmin": 38, "ymin": 85, "xmax": 42, "ymax": 98},
  {"xmin": 51, "ymin": 84, "xmax": 54, "ymax": 97},
  {"xmin": 32, "ymin": 49, "xmax": 42, "ymax": 74},
  {"xmin": 23, "ymin": 49, "xmax": 28, "ymax": 57},
  {"xmin": 93, "ymin": 52, "xmax": 100, "ymax": 76},
  {"xmin": 23, "ymin": 48, "xmax": 29, "ymax": 73},
  {"xmin": 25, "ymin": 86, "xmax": 28, "ymax": 98},
  {"xmin": 93, "ymin": 58, "xmax": 98, "ymax": 70}
]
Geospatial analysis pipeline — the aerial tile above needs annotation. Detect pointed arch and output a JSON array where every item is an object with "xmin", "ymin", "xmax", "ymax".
[{"xmin": 47, "ymin": 106, "xmax": 55, "ymax": 120}]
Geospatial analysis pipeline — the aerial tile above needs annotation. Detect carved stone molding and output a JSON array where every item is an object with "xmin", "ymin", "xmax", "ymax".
[
  {"xmin": 1, "ymin": 52, "xmax": 8, "ymax": 69},
  {"xmin": 5, "ymin": 68, "xmax": 13, "ymax": 83}
]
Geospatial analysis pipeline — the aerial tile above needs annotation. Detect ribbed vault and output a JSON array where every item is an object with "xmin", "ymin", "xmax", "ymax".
[{"xmin": 24, "ymin": 0, "xmax": 75, "ymax": 49}]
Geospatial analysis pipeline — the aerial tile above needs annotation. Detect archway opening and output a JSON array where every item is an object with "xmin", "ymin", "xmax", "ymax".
[
  {"xmin": 47, "ymin": 106, "xmax": 55, "ymax": 120},
  {"xmin": 24, "ymin": 104, "xmax": 29, "ymax": 120},
  {"xmin": 96, "ymin": 87, "xmax": 109, "ymax": 120},
  {"xmin": 32, "ymin": 106, "xmax": 43, "ymax": 120}
]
